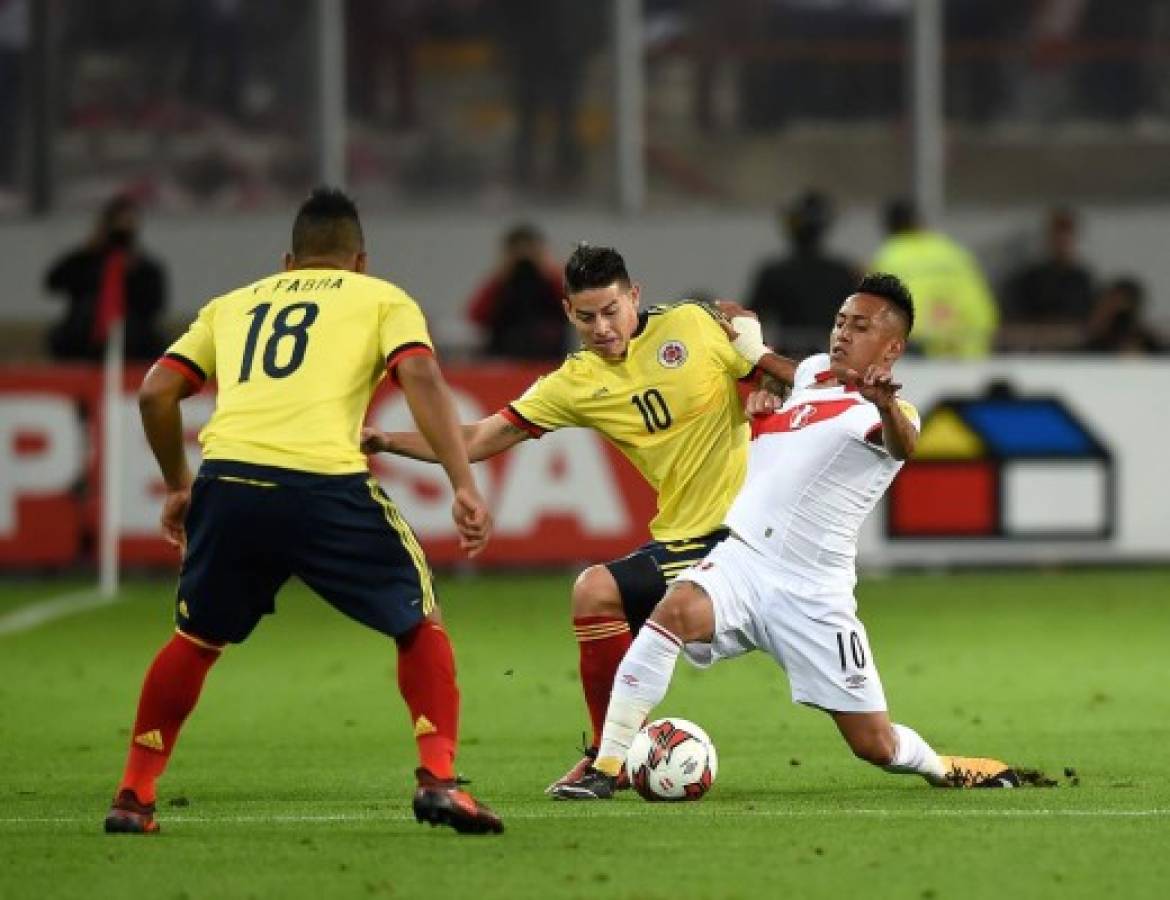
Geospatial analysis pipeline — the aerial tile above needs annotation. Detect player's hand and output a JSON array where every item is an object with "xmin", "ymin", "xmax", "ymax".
[
  {"xmin": 452, "ymin": 486, "xmax": 492, "ymax": 558},
  {"xmin": 843, "ymin": 365, "xmax": 901, "ymax": 409},
  {"xmin": 360, "ymin": 427, "xmax": 388, "ymax": 455},
  {"xmin": 160, "ymin": 486, "xmax": 191, "ymax": 555},
  {"xmin": 744, "ymin": 389, "xmax": 780, "ymax": 417}
]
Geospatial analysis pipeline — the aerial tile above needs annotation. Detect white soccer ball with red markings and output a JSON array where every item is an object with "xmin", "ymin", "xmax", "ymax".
[{"xmin": 625, "ymin": 717, "xmax": 718, "ymax": 801}]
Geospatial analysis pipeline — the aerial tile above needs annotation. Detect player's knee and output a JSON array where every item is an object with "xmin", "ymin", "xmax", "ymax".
[
  {"xmin": 848, "ymin": 731, "xmax": 897, "ymax": 767},
  {"xmin": 648, "ymin": 585, "xmax": 712, "ymax": 643},
  {"xmin": 571, "ymin": 565, "xmax": 623, "ymax": 618},
  {"xmin": 650, "ymin": 592, "xmax": 688, "ymax": 638}
]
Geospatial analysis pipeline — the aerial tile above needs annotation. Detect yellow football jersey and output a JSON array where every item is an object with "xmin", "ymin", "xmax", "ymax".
[
  {"xmin": 503, "ymin": 302, "xmax": 754, "ymax": 541},
  {"xmin": 162, "ymin": 269, "xmax": 433, "ymax": 475}
]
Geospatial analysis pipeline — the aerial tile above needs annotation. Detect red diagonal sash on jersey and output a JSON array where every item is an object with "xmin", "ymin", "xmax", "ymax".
[{"xmin": 751, "ymin": 398, "xmax": 860, "ymax": 438}]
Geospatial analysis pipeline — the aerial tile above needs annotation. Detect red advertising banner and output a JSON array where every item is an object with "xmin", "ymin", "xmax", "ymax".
[
  {"xmin": 0, "ymin": 364, "xmax": 657, "ymax": 569},
  {"xmin": 0, "ymin": 367, "xmax": 96, "ymax": 566}
]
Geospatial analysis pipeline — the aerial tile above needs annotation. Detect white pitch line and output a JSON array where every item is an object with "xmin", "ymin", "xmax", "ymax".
[
  {"xmin": 2, "ymin": 808, "xmax": 1169, "ymax": 825},
  {"xmin": 0, "ymin": 589, "xmax": 122, "ymax": 637}
]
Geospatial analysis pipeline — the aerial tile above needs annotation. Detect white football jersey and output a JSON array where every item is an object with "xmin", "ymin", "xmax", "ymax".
[
  {"xmin": 725, "ymin": 368, "xmax": 920, "ymax": 590},
  {"xmin": 792, "ymin": 353, "xmax": 831, "ymax": 390}
]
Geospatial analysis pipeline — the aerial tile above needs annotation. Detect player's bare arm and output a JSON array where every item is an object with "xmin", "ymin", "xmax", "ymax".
[
  {"xmin": 714, "ymin": 299, "xmax": 753, "ymax": 321},
  {"xmin": 845, "ymin": 364, "xmax": 917, "ymax": 460},
  {"xmin": 138, "ymin": 363, "xmax": 197, "ymax": 551},
  {"xmin": 362, "ymin": 412, "xmax": 530, "ymax": 464},
  {"xmin": 394, "ymin": 353, "xmax": 493, "ymax": 556},
  {"xmin": 715, "ymin": 304, "xmax": 800, "ymax": 391},
  {"xmin": 717, "ymin": 299, "xmax": 800, "ymax": 387},
  {"xmin": 750, "ymin": 351, "xmax": 799, "ymax": 388}
]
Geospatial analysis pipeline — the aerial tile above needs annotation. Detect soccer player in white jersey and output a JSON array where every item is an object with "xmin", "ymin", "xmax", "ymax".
[{"xmin": 553, "ymin": 273, "xmax": 1025, "ymax": 798}]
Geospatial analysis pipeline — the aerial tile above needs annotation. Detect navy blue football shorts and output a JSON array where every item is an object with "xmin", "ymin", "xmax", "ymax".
[
  {"xmin": 605, "ymin": 528, "xmax": 729, "ymax": 634},
  {"xmin": 176, "ymin": 461, "xmax": 435, "ymax": 645}
]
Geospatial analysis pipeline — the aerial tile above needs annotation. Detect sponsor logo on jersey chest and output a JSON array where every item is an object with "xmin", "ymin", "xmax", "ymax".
[{"xmin": 657, "ymin": 340, "xmax": 688, "ymax": 368}]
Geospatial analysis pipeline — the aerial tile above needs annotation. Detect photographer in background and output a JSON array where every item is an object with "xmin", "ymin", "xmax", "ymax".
[
  {"xmin": 466, "ymin": 222, "xmax": 567, "ymax": 361},
  {"xmin": 745, "ymin": 189, "xmax": 858, "ymax": 358},
  {"xmin": 999, "ymin": 207, "xmax": 1096, "ymax": 352},
  {"xmin": 44, "ymin": 194, "xmax": 169, "ymax": 362},
  {"xmin": 1083, "ymin": 277, "xmax": 1165, "ymax": 356}
]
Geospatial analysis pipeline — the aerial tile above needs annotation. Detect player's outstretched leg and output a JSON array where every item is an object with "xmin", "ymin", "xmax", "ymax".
[
  {"xmin": 547, "ymin": 566, "xmax": 633, "ymax": 793},
  {"xmin": 552, "ymin": 581, "xmax": 713, "ymax": 800},
  {"xmin": 831, "ymin": 712, "xmax": 1021, "ymax": 788},
  {"xmin": 104, "ymin": 631, "xmax": 223, "ymax": 834},
  {"xmin": 396, "ymin": 619, "xmax": 502, "ymax": 834}
]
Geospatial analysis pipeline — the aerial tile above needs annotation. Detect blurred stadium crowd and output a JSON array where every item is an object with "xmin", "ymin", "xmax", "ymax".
[
  {"xmin": 2, "ymin": 0, "xmax": 1169, "ymax": 361},
  {"xmin": 3, "ymin": 0, "xmax": 1170, "ymax": 210}
]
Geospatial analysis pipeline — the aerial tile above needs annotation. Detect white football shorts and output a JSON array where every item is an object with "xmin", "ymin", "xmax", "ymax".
[{"xmin": 676, "ymin": 536, "xmax": 888, "ymax": 713}]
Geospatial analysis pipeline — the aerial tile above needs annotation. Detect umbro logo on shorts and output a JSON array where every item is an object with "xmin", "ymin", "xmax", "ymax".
[{"xmin": 845, "ymin": 674, "xmax": 868, "ymax": 689}]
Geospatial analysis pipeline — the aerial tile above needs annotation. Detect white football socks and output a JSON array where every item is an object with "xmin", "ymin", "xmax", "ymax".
[
  {"xmin": 885, "ymin": 723, "xmax": 946, "ymax": 782},
  {"xmin": 595, "ymin": 621, "xmax": 683, "ymax": 775}
]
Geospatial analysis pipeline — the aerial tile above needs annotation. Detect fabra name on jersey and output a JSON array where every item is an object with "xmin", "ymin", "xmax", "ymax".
[{"xmin": 162, "ymin": 270, "xmax": 432, "ymax": 475}]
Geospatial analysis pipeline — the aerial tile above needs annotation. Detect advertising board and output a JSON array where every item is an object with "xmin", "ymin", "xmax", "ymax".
[{"xmin": 1, "ymin": 359, "xmax": 1166, "ymax": 569}]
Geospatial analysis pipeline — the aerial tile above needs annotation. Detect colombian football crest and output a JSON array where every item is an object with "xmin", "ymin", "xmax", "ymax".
[{"xmin": 657, "ymin": 340, "xmax": 688, "ymax": 368}]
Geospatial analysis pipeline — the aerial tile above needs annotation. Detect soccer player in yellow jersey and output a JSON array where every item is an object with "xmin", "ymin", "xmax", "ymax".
[
  {"xmin": 363, "ymin": 244, "xmax": 793, "ymax": 791},
  {"xmin": 104, "ymin": 188, "xmax": 503, "ymax": 836}
]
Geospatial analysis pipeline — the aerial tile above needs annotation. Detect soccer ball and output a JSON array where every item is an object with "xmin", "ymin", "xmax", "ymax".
[{"xmin": 625, "ymin": 717, "xmax": 718, "ymax": 801}]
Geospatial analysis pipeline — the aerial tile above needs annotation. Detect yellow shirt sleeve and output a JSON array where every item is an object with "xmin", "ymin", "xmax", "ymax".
[
  {"xmin": 897, "ymin": 399, "xmax": 921, "ymax": 432},
  {"xmin": 379, "ymin": 285, "xmax": 434, "ymax": 370},
  {"xmin": 163, "ymin": 299, "xmax": 217, "ymax": 386},
  {"xmin": 863, "ymin": 398, "xmax": 921, "ymax": 448},
  {"xmin": 686, "ymin": 301, "xmax": 755, "ymax": 380},
  {"xmin": 506, "ymin": 363, "xmax": 580, "ymax": 435}
]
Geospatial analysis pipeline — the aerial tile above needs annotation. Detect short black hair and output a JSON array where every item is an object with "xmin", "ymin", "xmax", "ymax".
[
  {"xmin": 857, "ymin": 272, "xmax": 914, "ymax": 336},
  {"xmin": 291, "ymin": 187, "xmax": 364, "ymax": 258},
  {"xmin": 564, "ymin": 243, "xmax": 630, "ymax": 295}
]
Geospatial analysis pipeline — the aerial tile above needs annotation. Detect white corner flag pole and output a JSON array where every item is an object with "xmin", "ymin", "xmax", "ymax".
[{"xmin": 99, "ymin": 316, "xmax": 125, "ymax": 598}]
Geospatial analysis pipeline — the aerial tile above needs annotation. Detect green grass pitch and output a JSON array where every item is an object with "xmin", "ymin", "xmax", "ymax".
[{"xmin": 1, "ymin": 569, "xmax": 1168, "ymax": 899}]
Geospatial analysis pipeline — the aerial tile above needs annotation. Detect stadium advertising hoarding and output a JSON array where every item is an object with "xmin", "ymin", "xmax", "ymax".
[
  {"xmin": 0, "ymin": 365, "xmax": 655, "ymax": 568},
  {"xmin": 0, "ymin": 360, "xmax": 1166, "ymax": 569},
  {"xmin": 887, "ymin": 390, "xmax": 1115, "ymax": 541},
  {"xmin": 867, "ymin": 359, "xmax": 1164, "ymax": 566}
]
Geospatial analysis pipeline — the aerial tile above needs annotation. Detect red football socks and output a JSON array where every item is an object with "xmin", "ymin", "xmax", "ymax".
[
  {"xmin": 396, "ymin": 620, "xmax": 459, "ymax": 781},
  {"xmin": 574, "ymin": 616, "xmax": 633, "ymax": 747},
  {"xmin": 118, "ymin": 632, "xmax": 222, "ymax": 804}
]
